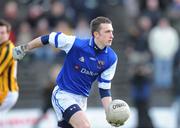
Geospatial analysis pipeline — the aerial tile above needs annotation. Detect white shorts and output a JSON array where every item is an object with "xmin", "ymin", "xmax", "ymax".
[
  {"xmin": 51, "ymin": 86, "xmax": 87, "ymax": 122},
  {"xmin": 0, "ymin": 91, "xmax": 19, "ymax": 114}
]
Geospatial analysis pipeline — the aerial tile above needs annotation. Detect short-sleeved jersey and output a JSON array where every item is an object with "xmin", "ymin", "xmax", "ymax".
[
  {"xmin": 0, "ymin": 41, "xmax": 19, "ymax": 103},
  {"xmin": 49, "ymin": 32, "xmax": 118, "ymax": 97}
]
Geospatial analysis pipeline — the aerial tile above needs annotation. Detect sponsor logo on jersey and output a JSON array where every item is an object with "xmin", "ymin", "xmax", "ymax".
[
  {"xmin": 74, "ymin": 65, "xmax": 98, "ymax": 76},
  {"xmin": 81, "ymin": 68, "xmax": 98, "ymax": 76}
]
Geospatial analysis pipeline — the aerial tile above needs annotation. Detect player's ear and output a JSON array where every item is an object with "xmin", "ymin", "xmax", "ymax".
[{"xmin": 93, "ymin": 31, "xmax": 99, "ymax": 37}]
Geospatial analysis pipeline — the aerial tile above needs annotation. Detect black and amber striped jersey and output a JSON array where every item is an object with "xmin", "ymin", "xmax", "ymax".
[{"xmin": 0, "ymin": 40, "xmax": 19, "ymax": 103}]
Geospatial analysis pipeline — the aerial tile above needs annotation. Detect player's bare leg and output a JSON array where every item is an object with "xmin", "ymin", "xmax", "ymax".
[{"xmin": 69, "ymin": 110, "xmax": 90, "ymax": 128}]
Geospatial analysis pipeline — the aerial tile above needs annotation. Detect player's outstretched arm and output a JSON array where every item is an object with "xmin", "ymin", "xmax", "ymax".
[
  {"xmin": 13, "ymin": 37, "xmax": 43, "ymax": 60},
  {"xmin": 101, "ymin": 96, "xmax": 112, "ymax": 112},
  {"xmin": 99, "ymin": 88, "xmax": 121, "ymax": 127}
]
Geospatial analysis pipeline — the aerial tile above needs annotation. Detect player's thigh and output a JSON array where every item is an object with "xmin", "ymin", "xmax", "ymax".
[
  {"xmin": 51, "ymin": 86, "xmax": 86, "ymax": 120},
  {"xmin": 69, "ymin": 110, "xmax": 91, "ymax": 128}
]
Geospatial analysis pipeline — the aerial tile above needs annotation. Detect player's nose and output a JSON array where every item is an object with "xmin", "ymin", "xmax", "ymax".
[{"xmin": 110, "ymin": 33, "xmax": 114, "ymax": 39}]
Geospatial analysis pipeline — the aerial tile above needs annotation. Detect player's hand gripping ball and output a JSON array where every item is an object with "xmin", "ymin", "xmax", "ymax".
[{"xmin": 106, "ymin": 99, "xmax": 130, "ymax": 127}]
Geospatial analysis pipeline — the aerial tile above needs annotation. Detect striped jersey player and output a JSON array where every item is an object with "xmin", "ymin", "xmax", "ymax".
[
  {"xmin": 13, "ymin": 17, "xmax": 121, "ymax": 128},
  {"xmin": 0, "ymin": 19, "xmax": 19, "ymax": 114}
]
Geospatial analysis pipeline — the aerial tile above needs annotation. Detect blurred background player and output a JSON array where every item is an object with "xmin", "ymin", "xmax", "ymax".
[
  {"xmin": 0, "ymin": 19, "xmax": 19, "ymax": 114},
  {"xmin": 130, "ymin": 63, "xmax": 154, "ymax": 128},
  {"xmin": 12, "ymin": 16, "xmax": 119, "ymax": 128},
  {"xmin": 173, "ymin": 49, "xmax": 180, "ymax": 128}
]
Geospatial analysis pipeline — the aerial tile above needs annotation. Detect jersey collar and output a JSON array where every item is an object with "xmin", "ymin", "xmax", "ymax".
[
  {"xmin": 89, "ymin": 37, "xmax": 108, "ymax": 53},
  {"xmin": 0, "ymin": 40, "xmax": 11, "ymax": 47}
]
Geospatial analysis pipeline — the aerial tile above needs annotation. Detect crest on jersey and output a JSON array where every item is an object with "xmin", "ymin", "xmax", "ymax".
[
  {"xmin": 97, "ymin": 60, "xmax": 105, "ymax": 69},
  {"xmin": 79, "ymin": 56, "xmax": 85, "ymax": 62}
]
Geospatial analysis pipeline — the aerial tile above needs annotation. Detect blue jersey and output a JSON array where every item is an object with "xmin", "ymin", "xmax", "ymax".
[{"xmin": 49, "ymin": 32, "xmax": 118, "ymax": 97}]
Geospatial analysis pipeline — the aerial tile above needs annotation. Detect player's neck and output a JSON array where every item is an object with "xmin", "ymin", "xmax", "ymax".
[{"xmin": 94, "ymin": 38, "xmax": 105, "ymax": 50}]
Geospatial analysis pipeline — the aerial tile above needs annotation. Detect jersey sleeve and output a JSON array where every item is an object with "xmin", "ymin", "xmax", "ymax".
[
  {"xmin": 98, "ymin": 59, "xmax": 117, "ymax": 89},
  {"xmin": 48, "ymin": 32, "xmax": 76, "ymax": 53}
]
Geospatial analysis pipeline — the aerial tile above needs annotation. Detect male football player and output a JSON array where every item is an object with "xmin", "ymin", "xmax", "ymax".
[
  {"xmin": 13, "ymin": 16, "xmax": 120, "ymax": 128},
  {"xmin": 0, "ymin": 19, "xmax": 19, "ymax": 114}
]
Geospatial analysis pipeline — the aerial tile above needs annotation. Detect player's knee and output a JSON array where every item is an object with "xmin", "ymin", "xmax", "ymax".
[
  {"xmin": 63, "ymin": 104, "xmax": 91, "ymax": 128},
  {"xmin": 81, "ymin": 122, "xmax": 91, "ymax": 128},
  {"xmin": 75, "ymin": 121, "xmax": 91, "ymax": 128},
  {"xmin": 70, "ymin": 113, "xmax": 91, "ymax": 128}
]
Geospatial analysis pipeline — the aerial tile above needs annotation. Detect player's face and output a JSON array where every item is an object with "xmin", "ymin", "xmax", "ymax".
[
  {"xmin": 0, "ymin": 26, "xmax": 9, "ymax": 44},
  {"xmin": 95, "ymin": 23, "xmax": 114, "ymax": 47}
]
